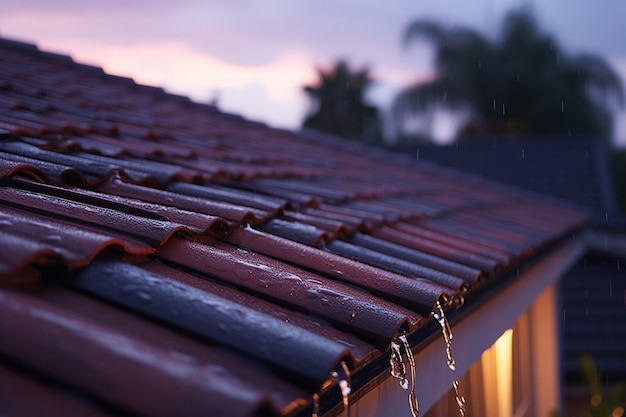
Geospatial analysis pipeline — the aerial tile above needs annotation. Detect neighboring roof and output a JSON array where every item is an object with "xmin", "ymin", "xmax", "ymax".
[
  {"xmin": 0, "ymin": 37, "xmax": 589, "ymax": 417},
  {"xmin": 560, "ymin": 232, "xmax": 626, "ymax": 381},
  {"xmin": 413, "ymin": 139, "xmax": 622, "ymax": 227}
]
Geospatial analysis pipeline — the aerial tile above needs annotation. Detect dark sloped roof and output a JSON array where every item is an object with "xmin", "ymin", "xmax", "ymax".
[
  {"xmin": 0, "ymin": 37, "xmax": 589, "ymax": 417},
  {"xmin": 414, "ymin": 139, "xmax": 621, "ymax": 226}
]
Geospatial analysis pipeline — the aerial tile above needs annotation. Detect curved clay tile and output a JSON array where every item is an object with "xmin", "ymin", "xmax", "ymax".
[
  {"xmin": 22, "ymin": 281, "xmax": 310, "ymax": 415},
  {"xmin": 0, "ymin": 287, "xmax": 278, "ymax": 417},
  {"xmin": 97, "ymin": 178, "xmax": 275, "ymax": 225},
  {"xmin": 0, "ymin": 186, "xmax": 193, "ymax": 248},
  {"xmin": 70, "ymin": 258, "xmax": 355, "ymax": 393},
  {"xmin": 226, "ymin": 226, "xmax": 450, "ymax": 316},
  {"xmin": 142, "ymin": 260, "xmax": 377, "ymax": 364},
  {"xmin": 159, "ymin": 237, "xmax": 421, "ymax": 347},
  {"xmin": 0, "ymin": 158, "xmax": 47, "ymax": 182},
  {"xmin": 0, "ymin": 205, "xmax": 154, "ymax": 284}
]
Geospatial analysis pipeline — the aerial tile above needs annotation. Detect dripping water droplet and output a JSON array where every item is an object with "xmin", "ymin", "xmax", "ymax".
[
  {"xmin": 390, "ymin": 334, "xmax": 419, "ymax": 416},
  {"xmin": 332, "ymin": 361, "xmax": 351, "ymax": 417},
  {"xmin": 312, "ymin": 393, "xmax": 320, "ymax": 417},
  {"xmin": 432, "ymin": 299, "xmax": 466, "ymax": 416},
  {"xmin": 432, "ymin": 299, "xmax": 455, "ymax": 370}
]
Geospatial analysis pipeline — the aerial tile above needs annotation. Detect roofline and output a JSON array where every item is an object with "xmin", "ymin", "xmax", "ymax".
[{"xmin": 310, "ymin": 232, "xmax": 587, "ymax": 417}]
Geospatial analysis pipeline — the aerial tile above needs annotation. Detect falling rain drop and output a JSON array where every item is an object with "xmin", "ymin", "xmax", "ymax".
[
  {"xmin": 493, "ymin": 99, "xmax": 496, "ymax": 111},
  {"xmin": 522, "ymin": 149, "xmax": 525, "ymax": 160},
  {"xmin": 561, "ymin": 101, "xmax": 564, "ymax": 113},
  {"xmin": 502, "ymin": 103, "xmax": 506, "ymax": 116},
  {"xmin": 443, "ymin": 91, "xmax": 447, "ymax": 104},
  {"xmin": 390, "ymin": 334, "xmax": 419, "ymax": 417},
  {"xmin": 610, "ymin": 279, "xmax": 613, "ymax": 297}
]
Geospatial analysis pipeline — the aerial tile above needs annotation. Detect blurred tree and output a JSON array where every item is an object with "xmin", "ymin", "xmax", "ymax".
[
  {"xmin": 302, "ymin": 60, "xmax": 382, "ymax": 143},
  {"xmin": 394, "ymin": 8, "xmax": 624, "ymax": 142}
]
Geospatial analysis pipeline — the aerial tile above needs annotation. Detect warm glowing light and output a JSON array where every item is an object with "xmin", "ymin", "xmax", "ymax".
[
  {"xmin": 481, "ymin": 328, "xmax": 514, "ymax": 417},
  {"xmin": 494, "ymin": 329, "xmax": 514, "ymax": 417}
]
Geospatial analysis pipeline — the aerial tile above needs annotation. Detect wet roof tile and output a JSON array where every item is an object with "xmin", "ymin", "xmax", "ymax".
[{"xmin": 0, "ymin": 36, "xmax": 590, "ymax": 417}]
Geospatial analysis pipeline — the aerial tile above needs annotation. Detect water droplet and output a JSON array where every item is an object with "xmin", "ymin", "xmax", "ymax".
[
  {"xmin": 452, "ymin": 380, "xmax": 466, "ymax": 416},
  {"xmin": 493, "ymin": 99, "xmax": 496, "ymax": 111},
  {"xmin": 0, "ymin": 219, "xmax": 13, "ymax": 227},
  {"xmin": 502, "ymin": 103, "xmax": 505, "ymax": 116},
  {"xmin": 318, "ymin": 288, "xmax": 352, "ymax": 300},
  {"xmin": 442, "ymin": 91, "xmax": 447, "ymax": 104},
  {"xmin": 283, "ymin": 273, "xmax": 303, "ymax": 282},
  {"xmin": 521, "ymin": 149, "xmax": 525, "ymax": 160},
  {"xmin": 332, "ymin": 361, "xmax": 351, "ymax": 417},
  {"xmin": 561, "ymin": 101, "xmax": 564, "ymax": 113},
  {"xmin": 136, "ymin": 289, "xmax": 152, "ymax": 304},
  {"xmin": 305, "ymin": 289, "xmax": 320, "ymax": 299},
  {"xmin": 39, "ymin": 234, "xmax": 62, "ymax": 244},
  {"xmin": 310, "ymin": 392, "xmax": 321, "ymax": 417},
  {"xmin": 121, "ymin": 284, "xmax": 138, "ymax": 295},
  {"xmin": 170, "ymin": 350, "xmax": 196, "ymax": 363}
]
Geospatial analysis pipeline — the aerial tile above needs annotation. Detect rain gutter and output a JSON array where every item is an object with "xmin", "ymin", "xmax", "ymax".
[{"xmin": 306, "ymin": 231, "xmax": 588, "ymax": 417}]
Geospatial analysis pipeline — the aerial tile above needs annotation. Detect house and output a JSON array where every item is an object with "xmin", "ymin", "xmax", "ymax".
[
  {"xmin": 414, "ymin": 139, "xmax": 626, "ymax": 415},
  {"xmin": 0, "ymin": 36, "xmax": 597, "ymax": 417}
]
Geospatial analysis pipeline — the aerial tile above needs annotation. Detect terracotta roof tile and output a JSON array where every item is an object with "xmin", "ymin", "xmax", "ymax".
[{"xmin": 0, "ymin": 36, "xmax": 590, "ymax": 416}]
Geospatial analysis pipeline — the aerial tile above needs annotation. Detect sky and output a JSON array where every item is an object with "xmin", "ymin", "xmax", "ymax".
[{"xmin": 1, "ymin": 0, "xmax": 626, "ymax": 146}]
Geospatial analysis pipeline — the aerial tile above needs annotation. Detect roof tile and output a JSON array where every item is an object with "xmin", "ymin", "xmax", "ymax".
[{"xmin": 0, "ymin": 36, "xmax": 591, "ymax": 417}]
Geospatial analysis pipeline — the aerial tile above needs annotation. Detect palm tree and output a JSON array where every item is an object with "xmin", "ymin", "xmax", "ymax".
[
  {"xmin": 394, "ymin": 8, "xmax": 624, "ymax": 141},
  {"xmin": 302, "ymin": 60, "xmax": 381, "ymax": 143}
]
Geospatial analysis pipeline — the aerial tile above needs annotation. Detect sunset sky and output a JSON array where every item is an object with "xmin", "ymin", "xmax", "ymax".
[{"xmin": 1, "ymin": 0, "xmax": 625, "ymax": 145}]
